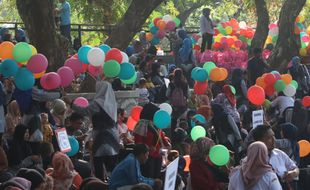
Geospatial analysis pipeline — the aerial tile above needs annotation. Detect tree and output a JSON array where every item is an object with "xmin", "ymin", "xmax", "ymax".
[
  {"xmin": 15, "ymin": 0, "xmax": 69, "ymax": 71},
  {"xmin": 268, "ymin": 0, "xmax": 306, "ymax": 71},
  {"xmin": 173, "ymin": 0, "xmax": 205, "ymax": 25},
  {"xmin": 250, "ymin": 0, "xmax": 269, "ymax": 55},
  {"xmin": 105, "ymin": 0, "xmax": 165, "ymax": 49}
]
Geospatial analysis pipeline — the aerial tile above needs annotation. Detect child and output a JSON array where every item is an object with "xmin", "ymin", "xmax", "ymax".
[
  {"xmin": 137, "ymin": 78, "xmax": 149, "ymax": 106},
  {"xmin": 41, "ymin": 113, "xmax": 53, "ymax": 143}
]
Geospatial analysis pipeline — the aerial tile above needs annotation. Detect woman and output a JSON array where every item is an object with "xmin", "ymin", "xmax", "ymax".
[
  {"xmin": 190, "ymin": 137, "xmax": 228, "ymax": 190},
  {"xmin": 151, "ymin": 62, "xmax": 166, "ymax": 103},
  {"xmin": 291, "ymin": 99, "xmax": 308, "ymax": 140},
  {"xmin": 231, "ymin": 68, "xmax": 248, "ymax": 111},
  {"xmin": 4, "ymin": 100, "xmax": 21, "ymax": 141},
  {"xmin": 72, "ymin": 80, "xmax": 120, "ymax": 181},
  {"xmin": 47, "ymin": 152, "xmax": 82, "ymax": 190},
  {"xmin": 228, "ymin": 141, "xmax": 281, "ymax": 190}
]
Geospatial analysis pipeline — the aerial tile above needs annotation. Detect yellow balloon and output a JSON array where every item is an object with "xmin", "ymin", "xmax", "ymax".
[
  {"xmin": 299, "ymin": 48, "xmax": 307, "ymax": 56},
  {"xmin": 225, "ymin": 26, "xmax": 233, "ymax": 35},
  {"xmin": 307, "ymin": 26, "xmax": 310, "ymax": 35},
  {"xmin": 299, "ymin": 15, "xmax": 305, "ymax": 23},
  {"xmin": 30, "ymin": 45, "xmax": 37, "ymax": 55}
]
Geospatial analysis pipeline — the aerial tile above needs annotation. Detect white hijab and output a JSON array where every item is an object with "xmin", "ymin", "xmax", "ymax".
[{"xmin": 94, "ymin": 81, "xmax": 117, "ymax": 122}]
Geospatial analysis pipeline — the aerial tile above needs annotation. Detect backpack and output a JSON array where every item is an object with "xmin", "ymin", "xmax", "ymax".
[{"xmin": 170, "ymin": 86, "xmax": 187, "ymax": 107}]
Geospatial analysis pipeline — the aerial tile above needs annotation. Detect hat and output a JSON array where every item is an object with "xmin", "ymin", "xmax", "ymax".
[
  {"xmin": 51, "ymin": 99, "xmax": 67, "ymax": 115},
  {"xmin": 0, "ymin": 177, "xmax": 32, "ymax": 190},
  {"xmin": 17, "ymin": 168, "xmax": 45, "ymax": 190}
]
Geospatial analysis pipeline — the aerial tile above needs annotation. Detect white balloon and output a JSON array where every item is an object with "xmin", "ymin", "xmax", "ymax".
[
  {"xmin": 163, "ymin": 15, "xmax": 173, "ymax": 23},
  {"xmin": 159, "ymin": 103, "xmax": 173, "ymax": 115},
  {"xmin": 197, "ymin": 38, "xmax": 202, "ymax": 46},
  {"xmin": 283, "ymin": 84, "xmax": 296, "ymax": 97},
  {"xmin": 239, "ymin": 21, "xmax": 247, "ymax": 29},
  {"xmin": 87, "ymin": 47, "xmax": 105, "ymax": 67},
  {"xmin": 121, "ymin": 51, "xmax": 129, "ymax": 63}
]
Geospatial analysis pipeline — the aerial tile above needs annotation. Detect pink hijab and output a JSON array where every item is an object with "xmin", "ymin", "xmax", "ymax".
[{"xmin": 241, "ymin": 141, "xmax": 273, "ymax": 189}]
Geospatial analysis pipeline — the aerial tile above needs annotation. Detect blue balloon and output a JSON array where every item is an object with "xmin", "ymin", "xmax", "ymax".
[
  {"xmin": 99, "ymin": 44, "xmax": 111, "ymax": 54},
  {"xmin": 0, "ymin": 59, "xmax": 18, "ymax": 78},
  {"xmin": 191, "ymin": 114, "xmax": 207, "ymax": 128},
  {"xmin": 125, "ymin": 46, "xmax": 134, "ymax": 57},
  {"xmin": 66, "ymin": 136, "xmax": 79, "ymax": 157},
  {"xmin": 78, "ymin": 45, "xmax": 92, "ymax": 64},
  {"xmin": 192, "ymin": 68, "xmax": 208, "ymax": 82},
  {"xmin": 14, "ymin": 68, "xmax": 35, "ymax": 91},
  {"xmin": 153, "ymin": 110, "xmax": 171, "ymax": 129},
  {"xmin": 119, "ymin": 62, "xmax": 135, "ymax": 80},
  {"xmin": 150, "ymin": 26, "xmax": 159, "ymax": 35},
  {"xmin": 191, "ymin": 67, "xmax": 199, "ymax": 79},
  {"xmin": 151, "ymin": 37, "xmax": 160, "ymax": 45}
]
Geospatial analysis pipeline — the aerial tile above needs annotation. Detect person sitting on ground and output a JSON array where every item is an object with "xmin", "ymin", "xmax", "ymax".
[{"xmin": 109, "ymin": 144, "xmax": 163, "ymax": 190}]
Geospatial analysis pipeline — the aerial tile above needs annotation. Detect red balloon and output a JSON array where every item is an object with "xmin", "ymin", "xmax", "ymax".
[
  {"xmin": 82, "ymin": 64, "xmax": 88, "ymax": 72},
  {"xmin": 127, "ymin": 116, "xmax": 138, "ymax": 131},
  {"xmin": 105, "ymin": 48, "xmax": 122, "ymax": 63},
  {"xmin": 153, "ymin": 17, "xmax": 162, "ymax": 26},
  {"xmin": 302, "ymin": 96, "xmax": 310, "ymax": 107},
  {"xmin": 247, "ymin": 85, "xmax": 265, "ymax": 106},
  {"xmin": 194, "ymin": 81, "xmax": 208, "ymax": 95},
  {"xmin": 264, "ymin": 73, "xmax": 277, "ymax": 86},
  {"xmin": 265, "ymin": 84, "xmax": 275, "ymax": 96},
  {"xmin": 130, "ymin": 106, "xmax": 143, "ymax": 121}
]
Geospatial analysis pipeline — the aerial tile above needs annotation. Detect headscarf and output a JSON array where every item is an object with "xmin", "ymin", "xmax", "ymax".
[
  {"xmin": 291, "ymin": 56, "xmax": 301, "ymax": 69},
  {"xmin": 51, "ymin": 99, "xmax": 67, "ymax": 116},
  {"xmin": 177, "ymin": 29, "xmax": 188, "ymax": 40},
  {"xmin": 17, "ymin": 168, "xmax": 45, "ymax": 190},
  {"xmin": 223, "ymin": 85, "xmax": 236, "ymax": 106},
  {"xmin": 0, "ymin": 177, "xmax": 32, "ymax": 190},
  {"xmin": 240, "ymin": 141, "xmax": 272, "ymax": 189},
  {"xmin": 16, "ymin": 28, "xmax": 26, "ymax": 42},
  {"xmin": 94, "ymin": 81, "xmax": 117, "ymax": 122},
  {"xmin": 7, "ymin": 100, "xmax": 20, "ymax": 118},
  {"xmin": 179, "ymin": 38, "xmax": 192, "ymax": 63},
  {"xmin": 211, "ymin": 103, "xmax": 227, "ymax": 126},
  {"xmin": 51, "ymin": 152, "xmax": 75, "ymax": 180},
  {"xmin": 190, "ymin": 137, "xmax": 214, "ymax": 161}
]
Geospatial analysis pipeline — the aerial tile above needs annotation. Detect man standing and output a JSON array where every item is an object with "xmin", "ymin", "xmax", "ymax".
[
  {"xmin": 200, "ymin": 8, "xmax": 214, "ymax": 52},
  {"xmin": 58, "ymin": 0, "xmax": 71, "ymax": 42},
  {"xmin": 247, "ymin": 48, "xmax": 269, "ymax": 85}
]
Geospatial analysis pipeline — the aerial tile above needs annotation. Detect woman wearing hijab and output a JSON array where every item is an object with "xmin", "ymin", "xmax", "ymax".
[
  {"xmin": 4, "ymin": 100, "xmax": 21, "ymax": 141},
  {"xmin": 47, "ymin": 152, "xmax": 82, "ymax": 190},
  {"xmin": 228, "ymin": 141, "xmax": 281, "ymax": 190},
  {"xmin": 71, "ymin": 80, "xmax": 120, "ymax": 181}
]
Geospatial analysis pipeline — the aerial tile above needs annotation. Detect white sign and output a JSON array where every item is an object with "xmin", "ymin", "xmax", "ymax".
[
  {"xmin": 164, "ymin": 78, "xmax": 170, "ymax": 88},
  {"xmin": 55, "ymin": 128, "xmax": 71, "ymax": 153},
  {"xmin": 164, "ymin": 157, "xmax": 179, "ymax": 190},
  {"xmin": 252, "ymin": 110, "xmax": 264, "ymax": 128}
]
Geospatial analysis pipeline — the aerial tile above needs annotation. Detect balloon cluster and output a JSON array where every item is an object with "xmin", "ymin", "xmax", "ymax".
[
  {"xmin": 0, "ymin": 41, "xmax": 47, "ymax": 91},
  {"xmin": 146, "ymin": 15, "xmax": 181, "ymax": 45},
  {"xmin": 295, "ymin": 15, "xmax": 310, "ymax": 56}
]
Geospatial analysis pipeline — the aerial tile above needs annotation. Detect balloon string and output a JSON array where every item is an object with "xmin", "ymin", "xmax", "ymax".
[{"xmin": 87, "ymin": 72, "xmax": 97, "ymax": 81}]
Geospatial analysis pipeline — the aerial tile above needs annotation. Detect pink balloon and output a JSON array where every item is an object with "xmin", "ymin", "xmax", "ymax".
[
  {"xmin": 40, "ymin": 72, "xmax": 61, "ymax": 90},
  {"xmin": 302, "ymin": 36, "xmax": 310, "ymax": 42},
  {"xmin": 269, "ymin": 23, "xmax": 277, "ymax": 30},
  {"xmin": 57, "ymin": 66, "xmax": 75, "ymax": 87},
  {"xmin": 27, "ymin": 54, "xmax": 48, "ymax": 73},
  {"xmin": 166, "ymin": 21, "xmax": 176, "ymax": 31},
  {"xmin": 73, "ymin": 97, "xmax": 89, "ymax": 108},
  {"xmin": 156, "ymin": 30, "xmax": 166, "ymax": 39},
  {"xmin": 88, "ymin": 64, "xmax": 103, "ymax": 77},
  {"xmin": 64, "ymin": 58, "xmax": 83, "ymax": 76}
]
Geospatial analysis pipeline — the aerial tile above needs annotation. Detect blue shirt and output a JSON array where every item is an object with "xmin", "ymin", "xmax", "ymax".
[
  {"xmin": 60, "ymin": 1, "xmax": 70, "ymax": 25},
  {"xmin": 109, "ymin": 154, "xmax": 155, "ymax": 190}
]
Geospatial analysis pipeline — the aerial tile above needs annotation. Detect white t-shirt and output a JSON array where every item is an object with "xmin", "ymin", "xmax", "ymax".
[
  {"xmin": 269, "ymin": 148, "xmax": 297, "ymax": 178},
  {"xmin": 228, "ymin": 170, "xmax": 282, "ymax": 190},
  {"xmin": 200, "ymin": 15, "xmax": 214, "ymax": 34},
  {"xmin": 271, "ymin": 96, "xmax": 294, "ymax": 117}
]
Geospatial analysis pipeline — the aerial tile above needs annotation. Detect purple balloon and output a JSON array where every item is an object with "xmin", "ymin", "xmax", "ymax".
[
  {"xmin": 156, "ymin": 30, "xmax": 166, "ymax": 39},
  {"xmin": 27, "ymin": 54, "xmax": 48, "ymax": 73},
  {"xmin": 64, "ymin": 58, "xmax": 83, "ymax": 76},
  {"xmin": 166, "ymin": 21, "xmax": 176, "ymax": 31},
  {"xmin": 57, "ymin": 66, "xmax": 75, "ymax": 87}
]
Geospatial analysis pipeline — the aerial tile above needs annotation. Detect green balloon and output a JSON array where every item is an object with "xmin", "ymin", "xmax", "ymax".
[
  {"xmin": 291, "ymin": 80, "xmax": 298, "ymax": 89},
  {"xmin": 13, "ymin": 42, "xmax": 32, "ymax": 63},
  {"xmin": 103, "ymin": 60, "xmax": 120, "ymax": 78},
  {"xmin": 148, "ymin": 23, "xmax": 154, "ymax": 29},
  {"xmin": 209, "ymin": 145, "xmax": 230, "ymax": 166},
  {"xmin": 263, "ymin": 99, "xmax": 271, "ymax": 109},
  {"xmin": 121, "ymin": 72, "xmax": 137, "ymax": 85},
  {"xmin": 229, "ymin": 85, "xmax": 236, "ymax": 95},
  {"xmin": 274, "ymin": 80, "xmax": 286, "ymax": 92},
  {"xmin": 203, "ymin": 62, "xmax": 216, "ymax": 74},
  {"xmin": 190, "ymin": 126, "xmax": 206, "ymax": 141},
  {"xmin": 173, "ymin": 17, "xmax": 181, "ymax": 27}
]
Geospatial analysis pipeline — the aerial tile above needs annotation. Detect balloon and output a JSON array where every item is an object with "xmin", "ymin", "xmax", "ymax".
[
  {"xmin": 26, "ymin": 54, "xmax": 48, "ymax": 74},
  {"xmin": 88, "ymin": 64, "xmax": 103, "ymax": 77},
  {"xmin": 173, "ymin": 17, "xmax": 181, "ymax": 27},
  {"xmin": 33, "ymin": 71, "xmax": 45, "ymax": 79},
  {"xmin": 57, "ymin": 66, "xmax": 74, "ymax": 87},
  {"xmin": 298, "ymin": 140, "xmax": 310, "ymax": 157},
  {"xmin": 190, "ymin": 126, "xmax": 206, "ymax": 141},
  {"xmin": 210, "ymin": 67, "xmax": 227, "ymax": 82},
  {"xmin": 157, "ymin": 20, "xmax": 166, "ymax": 30},
  {"xmin": 192, "ymin": 68, "xmax": 208, "ymax": 82},
  {"xmin": 127, "ymin": 116, "xmax": 138, "ymax": 131},
  {"xmin": 166, "ymin": 21, "xmax": 176, "ymax": 31},
  {"xmin": 162, "ymin": 15, "xmax": 173, "ymax": 23},
  {"xmin": 0, "ymin": 59, "xmax": 19, "ymax": 77},
  {"xmin": 156, "ymin": 30, "xmax": 166, "ymax": 39},
  {"xmin": 281, "ymin": 74, "xmax": 292, "ymax": 85},
  {"xmin": 153, "ymin": 17, "xmax": 162, "ymax": 26},
  {"xmin": 274, "ymin": 80, "xmax": 286, "ymax": 92},
  {"xmin": 194, "ymin": 81, "xmax": 208, "ymax": 95},
  {"xmin": 64, "ymin": 58, "xmax": 83, "ymax": 76},
  {"xmin": 153, "ymin": 110, "xmax": 171, "ymax": 129},
  {"xmin": 146, "ymin": 32, "xmax": 153, "ymax": 41},
  {"xmin": 290, "ymin": 80, "xmax": 298, "ymax": 89},
  {"xmin": 66, "ymin": 136, "xmax": 79, "ymax": 157},
  {"xmin": 87, "ymin": 47, "xmax": 105, "ymax": 67},
  {"xmin": 40, "ymin": 72, "xmax": 61, "ymax": 90},
  {"xmin": 14, "ymin": 68, "xmax": 35, "ymax": 91},
  {"xmin": 0, "ymin": 41, "xmax": 14, "ymax": 60},
  {"xmin": 183, "ymin": 155, "xmax": 191, "ymax": 172},
  {"xmin": 150, "ymin": 26, "xmax": 159, "ymax": 35},
  {"xmin": 265, "ymin": 84, "xmax": 275, "ymax": 97},
  {"xmin": 73, "ymin": 97, "xmax": 89, "ymax": 108},
  {"xmin": 78, "ymin": 45, "xmax": 92, "ymax": 64},
  {"xmin": 99, "ymin": 44, "xmax": 111, "ymax": 53},
  {"xmin": 203, "ymin": 62, "xmax": 216, "ymax": 74},
  {"xmin": 263, "ymin": 99, "xmax": 271, "ymax": 109},
  {"xmin": 119, "ymin": 62, "xmax": 135, "ymax": 80},
  {"xmin": 247, "ymin": 85, "xmax": 265, "ymax": 106},
  {"xmin": 225, "ymin": 26, "xmax": 233, "ymax": 35},
  {"xmin": 30, "ymin": 45, "xmax": 37, "ymax": 55},
  {"xmin": 219, "ymin": 68, "xmax": 228, "ymax": 81},
  {"xmin": 300, "ymin": 48, "xmax": 307, "ymax": 56},
  {"xmin": 103, "ymin": 60, "xmax": 121, "ymax": 78},
  {"xmin": 209, "ymin": 145, "xmax": 230, "ymax": 166},
  {"xmin": 151, "ymin": 37, "xmax": 160, "ymax": 45},
  {"xmin": 13, "ymin": 42, "xmax": 32, "ymax": 63},
  {"xmin": 191, "ymin": 114, "xmax": 206, "ymax": 128},
  {"xmin": 264, "ymin": 73, "xmax": 276, "ymax": 86},
  {"xmin": 105, "ymin": 48, "xmax": 123, "ymax": 64},
  {"xmin": 82, "ymin": 63, "xmax": 88, "ymax": 73},
  {"xmin": 302, "ymin": 96, "xmax": 310, "ymax": 107},
  {"xmin": 130, "ymin": 106, "xmax": 143, "ymax": 121},
  {"xmin": 256, "ymin": 77, "xmax": 266, "ymax": 88},
  {"xmin": 121, "ymin": 52, "xmax": 129, "ymax": 63},
  {"xmin": 121, "ymin": 72, "xmax": 137, "ymax": 85},
  {"xmin": 159, "ymin": 103, "xmax": 172, "ymax": 115},
  {"xmin": 283, "ymin": 84, "xmax": 296, "ymax": 97}
]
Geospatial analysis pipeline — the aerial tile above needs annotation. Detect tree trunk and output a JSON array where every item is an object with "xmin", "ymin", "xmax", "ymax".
[
  {"xmin": 268, "ymin": 0, "xmax": 306, "ymax": 72},
  {"xmin": 105, "ymin": 0, "xmax": 164, "ymax": 50},
  {"xmin": 250, "ymin": 0, "xmax": 269, "ymax": 56},
  {"xmin": 16, "ymin": 0, "xmax": 69, "ymax": 71},
  {"xmin": 177, "ymin": 3, "xmax": 204, "ymax": 26}
]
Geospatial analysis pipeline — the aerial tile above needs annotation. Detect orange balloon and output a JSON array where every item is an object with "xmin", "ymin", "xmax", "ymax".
[
  {"xmin": 209, "ymin": 67, "xmax": 221, "ymax": 82},
  {"xmin": 33, "ymin": 71, "xmax": 46, "ymax": 79},
  {"xmin": 127, "ymin": 116, "xmax": 138, "ymax": 131},
  {"xmin": 219, "ymin": 68, "xmax": 228, "ymax": 81},
  {"xmin": 183, "ymin": 155, "xmax": 191, "ymax": 172},
  {"xmin": 146, "ymin": 32, "xmax": 153, "ymax": 41},
  {"xmin": 281, "ymin": 74, "xmax": 292, "ymax": 85},
  {"xmin": 0, "ymin": 41, "xmax": 14, "ymax": 60},
  {"xmin": 157, "ymin": 20, "xmax": 166, "ymax": 30},
  {"xmin": 298, "ymin": 140, "xmax": 310, "ymax": 157},
  {"xmin": 256, "ymin": 77, "xmax": 266, "ymax": 88}
]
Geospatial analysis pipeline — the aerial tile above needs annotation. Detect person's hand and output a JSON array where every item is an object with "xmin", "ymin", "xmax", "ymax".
[
  {"xmin": 154, "ymin": 179, "xmax": 163, "ymax": 189},
  {"xmin": 283, "ymin": 171, "xmax": 296, "ymax": 183}
]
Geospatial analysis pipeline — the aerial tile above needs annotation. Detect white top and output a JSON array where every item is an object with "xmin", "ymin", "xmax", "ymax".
[
  {"xmin": 271, "ymin": 96, "xmax": 294, "ymax": 117},
  {"xmin": 228, "ymin": 170, "xmax": 282, "ymax": 190},
  {"xmin": 199, "ymin": 15, "xmax": 214, "ymax": 34},
  {"xmin": 269, "ymin": 148, "xmax": 297, "ymax": 178}
]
